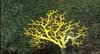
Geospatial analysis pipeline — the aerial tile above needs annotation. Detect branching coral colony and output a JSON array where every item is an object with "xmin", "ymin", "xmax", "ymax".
[{"xmin": 24, "ymin": 10, "xmax": 87, "ymax": 53}]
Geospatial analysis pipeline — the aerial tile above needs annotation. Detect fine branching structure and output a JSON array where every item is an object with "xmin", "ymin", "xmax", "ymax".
[{"xmin": 24, "ymin": 10, "xmax": 87, "ymax": 54}]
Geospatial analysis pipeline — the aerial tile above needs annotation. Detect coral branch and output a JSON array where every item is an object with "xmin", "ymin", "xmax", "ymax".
[{"xmin": 24, "ymin": 10, "xmax": 87, "ymax": 49}]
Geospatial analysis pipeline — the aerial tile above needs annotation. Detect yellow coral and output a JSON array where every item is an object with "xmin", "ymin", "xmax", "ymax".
[{"xmin": 24, "ymin": 10, "xmax": 87, "ymax": 49}]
